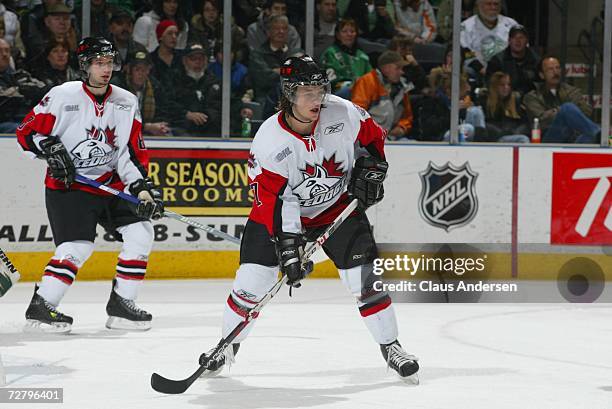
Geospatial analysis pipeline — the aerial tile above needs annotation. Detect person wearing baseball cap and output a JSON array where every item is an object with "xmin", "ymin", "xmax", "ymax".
[
  {"xmin": 486, "ymin": 24, "xmax": 540, "ymax": 96},
  {"xmin": 171, "ymin": 42, "xmax": 222, "ymax": 137},
  {"xmin": 351, "ymin": 50, "xmax": 413, "ymax": 140}
]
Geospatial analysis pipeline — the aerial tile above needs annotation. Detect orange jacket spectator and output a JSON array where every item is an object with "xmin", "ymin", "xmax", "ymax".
[{"xmin": 351, "ymin": 51, "xmax": 413, "ymax": 138}]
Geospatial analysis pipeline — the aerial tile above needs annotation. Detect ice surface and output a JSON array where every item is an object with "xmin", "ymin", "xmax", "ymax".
[{"xmin": 1, "ymin": 279, "xmax": 611, "ymax": 409}]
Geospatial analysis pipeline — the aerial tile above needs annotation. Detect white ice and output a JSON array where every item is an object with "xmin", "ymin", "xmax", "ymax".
[{"xmin": 1, "ymin": 279, "xmax": 611, "ymax": 409}]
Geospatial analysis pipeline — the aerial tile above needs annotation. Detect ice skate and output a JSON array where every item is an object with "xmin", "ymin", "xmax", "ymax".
[
  {"xmin": 24, "ymin": 285, "xmax": 73, "ymax": 333},
  {"xmin": 381, "ymin": 341, "xmax": 420, "ymax": 384},
  {"xmin": 105, "ymin": 280, "xmax": 152, "ymax": 331},
  {"xmin": 198, "ymin": 343, "xmax": 240, "ymax": 378}
]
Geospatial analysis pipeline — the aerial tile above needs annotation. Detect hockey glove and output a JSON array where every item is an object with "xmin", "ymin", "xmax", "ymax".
[
  {"xmin": 39, "ymin": 137, "xmax": 76, "ymax": 188},
  {"xmin": 275, "ymin": 232, "xmax": 314, "ymax": 287},
  {"xmin": 348, "ymin": 156, "xmax": 388, "ymax": 209},
  {"xmin": 128, "ymin": 178, "xmax": 164, "ymax": 220}
]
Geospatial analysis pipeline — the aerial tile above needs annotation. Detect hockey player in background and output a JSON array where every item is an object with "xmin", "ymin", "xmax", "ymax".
[
  {"xmin": 16, "ymin": 37, "xmax": 164, "ymax": 333},
  {"xmin": 199, "ymin": 55, "xmax": 419, "ymax": 381}
]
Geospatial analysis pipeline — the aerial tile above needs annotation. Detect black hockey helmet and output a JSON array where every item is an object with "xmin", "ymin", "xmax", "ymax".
[
  {"xmin": 76, "ymin": 37, "xmax": 121, "ymax": 72},
  {"xmin": 280, "ymin": 55, "xmax": 330, "ymax": 104}
]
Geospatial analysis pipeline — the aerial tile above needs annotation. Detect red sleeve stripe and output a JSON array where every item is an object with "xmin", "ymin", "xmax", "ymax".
[
  {"xmin": 356, "ymin": 117, "xmax": 386, "ymax": 160},
  {"xmin": 16, "ymin": 111, "xmax": 56, "ymax": 155},
  {"xmin": 248, "ymin": 168, "xmax": 289, "ymax": 236},
  {"xmin": 128, "ymin": 118, "xmax": 148, "ymax": 178}
]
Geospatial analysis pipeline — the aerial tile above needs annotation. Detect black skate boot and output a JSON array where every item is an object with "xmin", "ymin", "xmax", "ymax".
[
  {"xmin": 198, "ymin": 343, "xmax": 241, "ymax": 378},
  {"xmin": 24, "ymin": 285, "xmax": 73, "ymax": 333},
  {"xmin": 105, "ymin": 279, "xmax": 152, "ymax": 331},
  {"xmin": 381, "ymin": 340, "xmax": 419, "ymax": 384}
]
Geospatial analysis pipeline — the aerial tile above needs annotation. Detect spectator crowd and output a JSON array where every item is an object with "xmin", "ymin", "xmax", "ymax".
[{"xmin": 0, "ymin": 0, "xmax": 604, "ymax": 142}]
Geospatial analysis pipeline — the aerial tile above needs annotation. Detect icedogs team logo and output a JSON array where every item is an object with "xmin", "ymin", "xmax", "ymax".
[
  {"xmin": 418, "ymin": 162, "xmax": 478, "ymax": 231},
  {"xmin": 71, "ymin": 126, "xmax": 117, "ymax": 168},
  {"xmin": 294, "ymin": 154, "xmax": 347, "ymax": 207}
]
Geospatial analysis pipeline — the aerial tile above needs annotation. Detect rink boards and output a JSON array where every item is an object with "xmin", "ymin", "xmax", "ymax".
[{"xmin": 0, "ymin": 136, "xmax": 610, "ymax": 281}]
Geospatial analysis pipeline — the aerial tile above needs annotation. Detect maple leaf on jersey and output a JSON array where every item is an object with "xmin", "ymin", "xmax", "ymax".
[{"xmin": 303, "ymin": 153, "xmax": 345, "ymax": 177}]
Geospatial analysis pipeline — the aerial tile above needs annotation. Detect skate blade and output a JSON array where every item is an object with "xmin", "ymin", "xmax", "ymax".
[
  {"xmin": 23, "ymin": 319, "xmax": 72, "ymax": 334},
  {"xmin": 105, "ymin": 316, "xmax": 152, "ymax": 331},
  {"xmin": 400, "ymin": 373, "xmax": 419, "ymax": 385}
]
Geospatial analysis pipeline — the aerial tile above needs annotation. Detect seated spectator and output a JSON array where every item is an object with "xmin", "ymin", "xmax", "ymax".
[
  {"xmin": 208, "ymin": 42, "xmax": 254, "ymax": 136},
  {"xmin": 108, "ymin": 8, "xmax": 146, "ymax": 67},
  {"xmin": 111, "ymin": 47, "xmax": 172, "ymax": 136},
  {"xmin": 247, "ymin": 0, "xmax": 301, "ymax": 51},
  {"xmin": 0, "ymin": 2, "xmax": 26, "ymax": 63},
  {"xmin": 171, "ymin": 43, "xmax": 222, "ymax": 137},
  {"xmin": 0, "ymin": 38, "xmax": 46, "ymax": 133},
  {"xmin": 249, "ymin": 14, "xmax": 302, "ymax": 103},
  {"xmin": 393, "ymin": 0, "xmax": 437, "ymax": 44},
  {"xmin": 150, "ymin": 20, "xmax": 182, "ymax": 86},
  {"xmin": 523, "ymin": 56, "xmax": 600, "ymax": 144},
  {"xmin": 133, "ymin": 0, "xmax": 189, "ymax": 52},
  {"xmin": 75, "ymin": 0, "xmax": 121, "ymax": 39},
  {"xmin": 32, "ymin": 38, "xmax": 80, "ymax": 88},
  {"xmin": 387, "ymin": 33, "xmax": 426, "ymax": 94},
  {"xmin": 486, "ymin": 25, "xmax": 539, "ymax": 96},
  {"xmin": 413, "ymin": 68, "xmax": 485, "ymax": 141},
  {"xmin": 25, "ymin": 3, "xmax": 79, "ymax": 66},
  {"xmin": 460, "ymin": 0, "xmax": 518, "ymax": 84},
  {"xmin": 320, "ymin": 18, "xmax": 371, "ymax": 99},
  {"xmin": 189, "ymin": 0, "xmax": 247, "ymax": 63},
  {"xmin": 314, "ymin": 0, "xmax": 338, "ymax": 52},
  {"xmin": 344, "ymin": 0, "xmax": 396, "ymax": 42},
  {"xmin": 483, "ymin": 72, "xmax": 530, "ymax": 142},
  {"xmin": 352, "ymin": 50, "xmax": 413, "ymax": 139}
]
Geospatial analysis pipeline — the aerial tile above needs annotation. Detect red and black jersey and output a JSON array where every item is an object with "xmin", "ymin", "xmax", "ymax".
[
  {"xmin": 248, "ymin": 94, "xmax": 386, "ymax": 236},
  {"xmin": 16, "ymin": 81, "xmax": 148, "ymax": 195}
]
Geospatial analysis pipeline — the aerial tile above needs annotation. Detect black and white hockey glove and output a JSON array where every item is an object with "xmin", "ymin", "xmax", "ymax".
[
  {"xmin": 348, "ymin": 156, "xmax": 388, "ymax": 209},
  {"xmin": 39, "ymin": 137, "xmax": 76, "ymax": 188},
  {"xmin": 275, "ymin": 232, "xmax": 313, "ymax": 287},
  {"xmin": 128, "ymin": 178, "xmax": 164, "ymax": 220}
]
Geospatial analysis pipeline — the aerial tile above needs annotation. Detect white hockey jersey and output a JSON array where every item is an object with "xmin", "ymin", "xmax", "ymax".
[
  {"xmin": 16, "ymin": 81, "xmax": 148, "ymax": 195},
  {"xmin": 248, "ymin": 94, "xmax": 386, "ymax": 236},
  {"xmin": 460, "ymin": 14, "xmax": 518, "ymax": 64}
]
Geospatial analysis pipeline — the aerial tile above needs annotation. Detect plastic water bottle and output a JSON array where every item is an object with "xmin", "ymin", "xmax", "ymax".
[
  {"xmin": 531, "ymin": 118, "xmax": 541, "ymax": 143},
  {"xmin": 241, "ymin": 117, "xmax": 252, "ymax": 138}
]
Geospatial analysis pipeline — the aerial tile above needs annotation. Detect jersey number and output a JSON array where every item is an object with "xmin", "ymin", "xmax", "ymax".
[{"xmin": 249, "ymin": 182, "xmax": 262, "ymax": 207}]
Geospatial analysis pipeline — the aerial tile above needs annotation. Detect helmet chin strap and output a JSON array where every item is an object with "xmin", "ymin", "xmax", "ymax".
[{"xmin": 85, "ymin": 78, "xmax": 107, "ymax": 89}]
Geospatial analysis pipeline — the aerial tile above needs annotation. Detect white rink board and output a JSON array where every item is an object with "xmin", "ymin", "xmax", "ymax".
[{"xmin": 372, "ymin": 145, "xmax": 513, "ymax": 243}]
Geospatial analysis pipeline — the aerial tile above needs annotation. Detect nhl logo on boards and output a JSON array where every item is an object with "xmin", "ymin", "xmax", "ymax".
[{"xmin": 418, "ymin": 162, "xmax": 478, "ymax": 231}]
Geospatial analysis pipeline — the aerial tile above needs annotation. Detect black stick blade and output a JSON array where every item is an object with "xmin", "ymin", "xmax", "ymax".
[{"xmin": 151, "ymin": 372, "xmax": 192, "ymax": 394}]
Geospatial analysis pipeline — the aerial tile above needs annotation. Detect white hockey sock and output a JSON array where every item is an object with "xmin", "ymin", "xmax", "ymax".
[
  {"xmin": 361, "ymin": 303, "xmax": 399, "ymax": 345},
  {"xmin": 222, "ymin": 295, "xmax": 258, "ymax": 343},
  {"xmin": 37, "ymin": 275, "xmax": 70, "ymax": 306},
  {"xmin": 114, "ymin": 277, "xmax": 142, "ymax": 300}
]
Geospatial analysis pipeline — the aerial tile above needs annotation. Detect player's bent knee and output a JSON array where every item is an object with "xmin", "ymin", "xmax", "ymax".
[
  {"xmin": 339, "ymin": 265, "xmax": 371, "ymax": 297},
  {"xmin": 232, "ymin": 263, "xmax": 279, "ymax": 303},
  {"xmin": 54, "ymin": 240, "xmax": 95, "ymax": 268},
  {"xmin": 117, "ymin": 222, "xmax": 154, "ymax": 256}
]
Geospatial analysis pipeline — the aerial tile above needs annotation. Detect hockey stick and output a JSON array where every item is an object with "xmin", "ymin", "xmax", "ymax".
[
  {"xmin": 0, "ymin": 248, "xmax": 21, "ymax": 297},
  {"xmin": 150, "ymin": 198, "xmax": 359, "ymax": 394},
  {"xmin": 74, "ymin": 175, "xmax": 240, "ymax": 245}
]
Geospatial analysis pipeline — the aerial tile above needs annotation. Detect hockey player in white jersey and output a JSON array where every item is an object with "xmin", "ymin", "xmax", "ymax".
[
  {"xmin": 199, "ymin": 55, "xmax": 419, "ymax": 380},
  {"xmin": 16, "ymin": 37, "xmax": 164, "ymax": 333}
]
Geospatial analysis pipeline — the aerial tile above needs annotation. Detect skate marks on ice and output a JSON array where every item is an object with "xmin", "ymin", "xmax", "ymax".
[
  {"xmin": 439, "ymin": 305, "xmax": 612, "ymax": 370},
  {"xmin": 0, "ymin": 355, "xmax": 73, "ymax": 386},
  {"xmin": 187, "ymin": 370, "xmax": 403, "ymax": 409}
]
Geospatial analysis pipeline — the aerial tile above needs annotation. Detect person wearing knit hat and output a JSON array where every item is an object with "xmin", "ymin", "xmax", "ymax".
[
  {"xmin": 150, "ymin": 19, "xmax": 181, "ymax": 88},
  {"xmin": 155, "ymin": 19, "xmax": 178, "ymax": 42}
]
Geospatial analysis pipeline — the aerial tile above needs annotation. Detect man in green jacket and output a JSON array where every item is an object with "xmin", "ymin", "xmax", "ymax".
[{"xmin": 523, "ymin": 56, "xmax": 600, "ymax": 143}]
